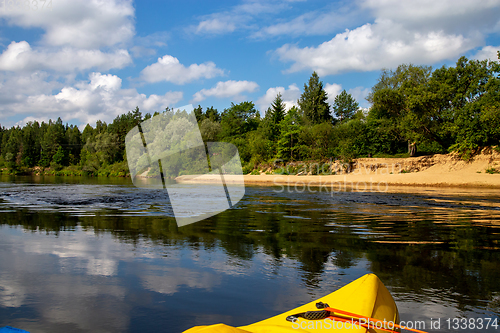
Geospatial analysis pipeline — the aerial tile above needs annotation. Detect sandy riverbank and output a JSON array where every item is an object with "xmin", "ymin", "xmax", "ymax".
[{"xmin": 176, "ymin": 149, "xmax": 500, "ymax": 191}]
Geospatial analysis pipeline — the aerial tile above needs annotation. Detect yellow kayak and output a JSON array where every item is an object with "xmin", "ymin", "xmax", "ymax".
[{"xmin": 184, "ymin": 274, "xmax": 400, "ymax": 333}]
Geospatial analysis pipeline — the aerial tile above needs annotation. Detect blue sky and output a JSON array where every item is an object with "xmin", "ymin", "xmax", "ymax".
[{"xmin": 0, "ymin": 0, "xmax": 499, "ymax": 128}]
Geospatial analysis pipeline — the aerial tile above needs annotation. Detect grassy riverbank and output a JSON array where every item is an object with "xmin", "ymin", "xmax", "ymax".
[{"xmin": 1, "ymin": 160, "xmax": 130, "ymax": 177}]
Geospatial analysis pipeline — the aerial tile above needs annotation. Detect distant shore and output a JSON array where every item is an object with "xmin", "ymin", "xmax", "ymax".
[
  {"xmin": 177, "ymin": 172, "xmax": 500, "ymax": 190},
  {"xmin": 6, "ymin": 150, "xmax": 500, "ymax": 191},
  {"xmin": 177, "ymin": 150, "xmax": 500, "ymax": 191}
]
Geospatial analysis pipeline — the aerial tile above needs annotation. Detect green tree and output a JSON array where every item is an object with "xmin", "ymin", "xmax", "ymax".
[
  {"xmin": 268, "ymin": 93, "xmax": 286, "ymax": 141},
  {"xmin": 219, "ymin": 102, "xmax": 260, "ymax": 163},
  {"xmin": 220, "ymin": 101, "xmax": 260, "ymax": 140},
  {"xmin": 81, "ymin": 124, "xmax": 94, "ymax": 146},
  {"xmin": 447, "ymin": 56, "xmax": 500, "ymax": 157},
  {"xmin": 271, "ymin": 93, "xmax": 286, "ymax": 124},
  {"xmin": 252, "ymin": 110, "xmax": 277, "ymax": 159},
  {"xmin": 194, "ymin": 106, "xmax": 220, "ymax": 124},
  {"xmin": 79, "ymin": 148, "xmax": 100, "ymax": 175},
  {"xmin": 332, "ymin": 90, "xmax": 359, "ymax": 123},
  {"xmin": 4, "ymin": 128, "xmax": 21, "ymax": 170},
  {"xmin": 247, "ymin": 130, "xmax": 273, "ymax": 163},
  {"xmin": 95, "ymin": 120, "xmax": 107, "ymax": 134},
  {"xmin": 22, "ymin": 121, "xmax": 41, "ymax": 167},
  {"xmin": 66, "ymin": 125, "xmax": 82, "ymax": 165},
  {"xmin": 299, "ymin": 122, "xmax": 334, "ymax": 160},
  {"xmin": 205, "ymin": 106, "xmax": 221, "ymax": 123},
  {"xmin": 40, "ymin": 118, "xmax": 66, "ymax": 167},
  {"xmin": 199, "ymin": 118, "xmax": 221, "ymax": 142},
  {"xmin": 367, "ymin": 64, "xmax": 433, "ymax": 103},
  {"xmin": 298, "ymin": 72, "xmax": 331, "ymax": 124},
  {"xmin": 51, "ymin": 145, "xmax": 67, "ymax": 169},
  {"xmin": 277, "ymin": 106, "xmax": 302, "ymax": 161},
  {"xmin": 82, "ymin": 131, "xmax": 120, "ymax": 166},
  {"xmin": 0, "ymin": 127, "xmax": 4, "ymax": 155},
  {"xmin": 331, "ymin": 118, "xmax": 369, "ymax": 162},
  {"xmin": 107, "ymin": 107, "xmax": 142, "ymax": 161},
  {"xmin": 193, "ymin": 105, "xmax": 204, "ymax": 123},
  {"xmin": 369, "ymin": 63, "xmax": 450, "ymax": 154}
]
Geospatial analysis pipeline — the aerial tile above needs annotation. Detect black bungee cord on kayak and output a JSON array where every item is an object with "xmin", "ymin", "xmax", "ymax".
[
  {"xmin": 286, "ymin": 302, "xmax": 429, "ymax": 333},
  {"xmin": 285, "ymin": 302, "xmax": 331, "ymax": 322}
]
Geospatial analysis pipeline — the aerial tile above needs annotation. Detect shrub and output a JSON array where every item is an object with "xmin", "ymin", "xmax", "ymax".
[{"xmin": 485, "ymin": 167, "xmax": 500, "ymax": 174}]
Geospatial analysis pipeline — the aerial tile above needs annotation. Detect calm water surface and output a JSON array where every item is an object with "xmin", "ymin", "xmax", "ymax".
[{"xmin": 0, "ymin": 176, "xmax": 499, "ymax": 332}]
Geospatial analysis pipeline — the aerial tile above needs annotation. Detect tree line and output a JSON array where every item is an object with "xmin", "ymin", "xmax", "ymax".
[{"xmin": 0, "ymin": 54, "xmax": 499, "ymax": 176}]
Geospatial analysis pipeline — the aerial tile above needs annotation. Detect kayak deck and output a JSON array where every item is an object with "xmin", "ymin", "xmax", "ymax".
[{"xmin": 185, "ymin": 274, "xmax": 399, "ymax": 333}]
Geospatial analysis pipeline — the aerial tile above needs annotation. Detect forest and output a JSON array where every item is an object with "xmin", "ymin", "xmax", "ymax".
[{"xmin": 0, "ymin": 54, "xmax": 499, "ymax": 176}]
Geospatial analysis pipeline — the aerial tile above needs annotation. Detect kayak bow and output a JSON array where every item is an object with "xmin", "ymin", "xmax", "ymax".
[{"xmin": 184, "ymin": 273, "xmax": 401, "ymax": 333}]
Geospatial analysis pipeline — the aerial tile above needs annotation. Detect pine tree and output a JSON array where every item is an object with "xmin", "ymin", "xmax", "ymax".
[
  {"xmin": 298, "ymin": 72, "xmax": 331, "ymax": 124},
  {"xmin": 205, "ymin": 106, "xmax": 220, "ymax": 122},
  {"xmin": 193, "ymin": 105, "xmax": 204, "ymax": 123},
  {"xmin": 22, "ymin": 122, "xmax": 40, "ymax": 167},
  {"xmin": 277, "ymin": 106, "xmax": 302, "ymax": 161},
  {"xmin": 332, "ymin": 90, "xmax": 359, "ymax": 123},
  {"xmin": 268, "ymin": 92, "xmax": 286, "ymax": 141},
  {"xmin": 271, "ymin": 92, "xmax": 286, "ymax": 125}
]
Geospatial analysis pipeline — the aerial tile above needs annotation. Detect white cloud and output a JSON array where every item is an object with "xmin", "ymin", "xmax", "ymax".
[
  {"xmin": 0, "ymin": 0, "xmax": 135, "ymax": 49},
  {"xmin": 0, "ymin": 1, "xmax": 193, "ymax": 128},
  {"xmin": 141, "ymin": 267, "xmax": 220, "ymax": 295},
  {"xmin": 347, "ymin": 86, "xmax": 371, "ymax": 106},
  {"xmin": 0, "ymin": 71, "xmax": 61, "ymax": 104},
  {"xmin": 275, "ymin": 23, "xmax": 477, "ymax": 75},
  {"xmin": 191, "ymin": 0, "xmax": 288, "ymax": 35},
  {"xmin": 192, "ymin": 80, "xmax": 259, "ymax": 103},
  {"xmin": 361, "ymin": 0, "xmax": 500, "ymax": 34},
  {"xmin": 324, "ymin": 83, "xmax": 343, "ymax": 105},
  {"xmin": 324, "ymin": 84, "xmax": 369, "ymax": 107},
  {"xmin": 0, "ymin": 229, "xmax": 132, "ymax": 332},
  {"xmin": 130, "ymin": 46, "xmax": 157, "ymax": 58},
  {"xmin": 253, "ymin": 12, "xmax": 336, "ymax": 38},
  {"xmin": 140, "ymin": 55, "xmax": 225, "ymax": 84},
  {"xmin": 87, "ymin": 72, "xmax": 122, "ymax": 92},
  {"xmin": 131, "ymin": 31, "xmax": 170, "ymax": 58},
  {"xmin": 196, "ymin": 18, "xmax": 237, "ymax": 34},
  {"xmin": 274, "ymin": 0, "xmax": 500, "ymax": 75},
  {"xmin": 0, "ymin": 277, "xmax": 26, "ymax": 307},
  {"xmin": 0, "ymin": 41, "xmax": 132, "ymax": 73},
  {"xmin": 86, "ymin": 258, "xmax": 117, "ymax": 276},
  {"xmin": 251, "ymin": 4, "xmax": 363, "ymax": 39},
  {"xmin": 256, "ymin": 84, "xmax": 301, "ymax": 112},
  {"xmin": 0, "ymin": 72, "xmax": 183, "ymax": 128},
  {"xmin": 472, "ymin": 46, "xmax": 500, "ymax": 61}
]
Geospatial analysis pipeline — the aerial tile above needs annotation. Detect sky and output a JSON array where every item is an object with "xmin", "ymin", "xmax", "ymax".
[{"xmin": 0, "ymin": 0, "xmax": 499, "ymax": 129}]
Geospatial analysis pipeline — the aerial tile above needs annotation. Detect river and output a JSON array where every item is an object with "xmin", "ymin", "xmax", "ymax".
[{"xmin": 0, "ymin": 176, "xmax": 499, "ymax": 332}]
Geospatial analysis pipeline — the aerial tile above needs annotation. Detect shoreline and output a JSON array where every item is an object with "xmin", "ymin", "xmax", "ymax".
[
  {"xmin": 177, "ymin": 150, "xmax": 500, "ymax": 192},
  {"xmin": 176, "ymin": 173, "xmax": 500, "ymax": 189},
  {"xmin": 5, "ymin": 150, "xmax": 500, "ymax": 192}
]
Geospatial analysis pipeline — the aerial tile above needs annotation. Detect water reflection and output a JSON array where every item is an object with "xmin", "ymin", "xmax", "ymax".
[{"xmin": 0, "ymin": 178, "xmax": 499, "ymax": 332}]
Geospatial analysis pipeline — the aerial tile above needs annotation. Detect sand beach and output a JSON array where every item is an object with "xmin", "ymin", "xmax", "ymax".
[{"xmin": 176, "ymin": 149, "xmax": 500, "ymax": 192}]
